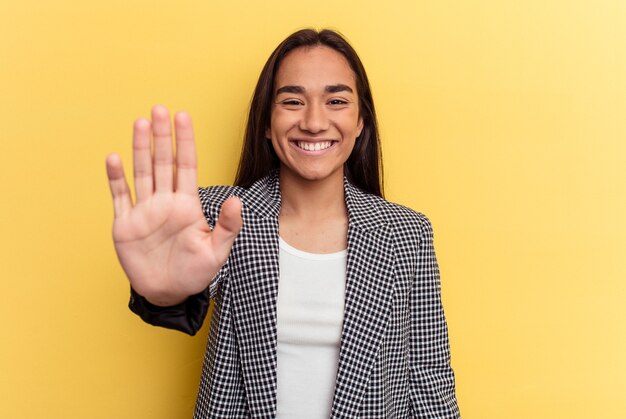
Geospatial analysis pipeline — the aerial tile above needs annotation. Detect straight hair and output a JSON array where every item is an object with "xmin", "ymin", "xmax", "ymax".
[{"xmin": 234, "ymin": 29, "xmax": 384, "ymax": 197}]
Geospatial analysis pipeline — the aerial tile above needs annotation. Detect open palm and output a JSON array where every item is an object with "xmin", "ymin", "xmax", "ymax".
[{"xmin": 106, "ymin": 106, "xmax": 242, "ymax": 306}]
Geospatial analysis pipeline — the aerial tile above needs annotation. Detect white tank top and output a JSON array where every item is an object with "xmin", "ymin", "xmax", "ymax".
[{"xmin": 275, "ymin": 237, "xmax": 347, "ymax": 418}]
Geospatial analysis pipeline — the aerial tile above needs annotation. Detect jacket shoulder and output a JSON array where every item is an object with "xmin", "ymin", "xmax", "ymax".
[
  {"xmin": 198, "ymin": 185, "xmax": 245, "ymax": 226},
  {"xmin": 376, "ymin": 195, "xmax": 435, "ymax": 238}
]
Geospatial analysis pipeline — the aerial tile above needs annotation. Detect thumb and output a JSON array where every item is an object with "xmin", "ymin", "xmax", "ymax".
[{"xmin": 211, "ymin": 196, "xmax": 243, "ymax": 254}]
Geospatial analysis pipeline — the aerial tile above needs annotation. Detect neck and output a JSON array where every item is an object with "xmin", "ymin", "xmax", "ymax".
[{"xmin": 278, "ymin": 169, "xmax": 346, "ymax": 220}]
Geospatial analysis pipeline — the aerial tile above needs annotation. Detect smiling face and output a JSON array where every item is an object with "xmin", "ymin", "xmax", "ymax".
[{"xmin": 267, "ymin": 46, "xmax": 363, "ymax": 186}]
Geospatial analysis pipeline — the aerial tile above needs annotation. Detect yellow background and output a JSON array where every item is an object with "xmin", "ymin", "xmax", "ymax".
[{"xmin": 1, "ymin": 0, "xmax": 624, "ymax": 417}]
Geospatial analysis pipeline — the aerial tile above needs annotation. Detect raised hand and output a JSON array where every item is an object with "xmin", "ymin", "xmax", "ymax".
[{"xmin": 106, "ymin": 105, "xmax": 242, "ymax": 306}]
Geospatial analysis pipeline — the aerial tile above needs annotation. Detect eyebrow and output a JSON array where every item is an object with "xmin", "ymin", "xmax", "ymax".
[
  {"xmin": 275, "ymin": 84, "xmax": 354, "ymax": 95},
  {"xmin": 326, "ymin": 84, "xmax": 354, "ymax": 94}
]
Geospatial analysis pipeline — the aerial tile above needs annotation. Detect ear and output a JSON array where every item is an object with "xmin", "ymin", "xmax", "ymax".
[
  {"xmin": 356, "ymin": 117, "xmax": 364, "ymax": 138},
  {"xmin": 265, "ymin": 127, "xmax": 271, "ymax": 140}
]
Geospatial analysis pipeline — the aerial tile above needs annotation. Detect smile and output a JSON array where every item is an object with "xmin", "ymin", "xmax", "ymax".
[{"xmin": 293, "ymin": 140, "xmax": 335, "ymax": 151}]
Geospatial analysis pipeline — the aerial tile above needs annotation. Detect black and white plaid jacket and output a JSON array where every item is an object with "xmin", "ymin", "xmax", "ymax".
[{"xmin": 130, "ymin": 171, "xmax": 460, "ymax": 418}]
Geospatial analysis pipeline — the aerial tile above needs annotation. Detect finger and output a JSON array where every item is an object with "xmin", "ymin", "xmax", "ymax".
[
  {"xmin": 211, "ymin": 197, "xmax": 243, "ymax": 256},
  {"xmin": 174, "ymin": 112, "xmax": 198, "ymax": 196},
  {"xmin": 133, "ymin": 118, "xmax": 153, "ymax": 202},
  {"xmin": 106, "ymin": 153, "xmax": 133, "ymax": 217},
  {"xmin": 151, "ymin": 105, "xmax": 174, "ymax": 192}
]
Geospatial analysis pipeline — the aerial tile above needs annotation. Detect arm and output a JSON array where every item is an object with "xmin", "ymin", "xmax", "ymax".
[{"xmin": 410, "ymin": 217, "xmax": 461, "ymax": 418}]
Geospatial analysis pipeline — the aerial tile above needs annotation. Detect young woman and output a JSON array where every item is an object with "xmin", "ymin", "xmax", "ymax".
[{"xmin": 106, "ymin": 29, "xmax": 460, "ymax": 418}]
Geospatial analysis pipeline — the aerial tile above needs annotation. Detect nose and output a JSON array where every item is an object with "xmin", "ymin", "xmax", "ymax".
[{"xmin": 299, "ymin": 101, "xmax": 329, "ymax": 133}]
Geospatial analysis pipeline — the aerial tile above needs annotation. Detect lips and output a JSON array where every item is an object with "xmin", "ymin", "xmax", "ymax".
[{"xmin": 293, "ymin": 140, "xmax": 335, "ymax": 151}]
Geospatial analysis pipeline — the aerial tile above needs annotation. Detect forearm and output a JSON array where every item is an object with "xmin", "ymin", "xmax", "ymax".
[{"xmin": 410, "ymin": 216, "xmax": 460, "ymax": 416}]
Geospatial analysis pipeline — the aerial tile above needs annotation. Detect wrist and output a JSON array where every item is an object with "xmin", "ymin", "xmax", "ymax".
[{"xmin": 131, "ymin": 282, "xmax": 189, "ymax": 307}]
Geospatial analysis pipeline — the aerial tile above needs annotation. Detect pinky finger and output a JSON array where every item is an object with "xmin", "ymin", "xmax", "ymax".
[{"xmin": 106, "ymin": 153, "xmax": 133, "ymax": 217}]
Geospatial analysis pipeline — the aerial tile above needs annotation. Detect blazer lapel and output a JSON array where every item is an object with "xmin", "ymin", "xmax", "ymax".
[
  {"xmin": 227, "ymin": 173, "xmax": 394, "ymax": 417},
  {"xmin": 331, "ymin": 181, "xmax": 395, "ymax": 417},
  {"xmin": 229, "ymin": 173, "xmax": 282, "ymax": 418}
]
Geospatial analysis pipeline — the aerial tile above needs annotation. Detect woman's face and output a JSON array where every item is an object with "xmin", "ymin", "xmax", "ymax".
[{"xmin": 267, "ymin": 46, "xmax": 363, "ymax": 185}]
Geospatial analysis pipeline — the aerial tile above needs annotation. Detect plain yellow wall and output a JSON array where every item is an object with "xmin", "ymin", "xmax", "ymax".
[{"xmin": 1, "ymin": 0, "xmax": 624, "ymax": 418}]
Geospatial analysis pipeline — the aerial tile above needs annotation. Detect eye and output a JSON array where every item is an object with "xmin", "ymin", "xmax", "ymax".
[
  {"xmin": 328, "ymin": 99, "xmax": 349, "ymax": 106},
  {"xmin": 280, "ymin": 99, "xmax": 304, "ymax": 107}
]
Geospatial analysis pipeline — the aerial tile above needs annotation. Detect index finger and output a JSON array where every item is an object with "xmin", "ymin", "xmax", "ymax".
[{"xmin": 174, "ymin": 111, "xmax": 198, "ymax": 196}]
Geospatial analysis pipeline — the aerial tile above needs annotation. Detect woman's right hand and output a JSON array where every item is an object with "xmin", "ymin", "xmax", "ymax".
[{"xmin": 106, "ymin": 105, "xmax": 242, "ymax": 306}]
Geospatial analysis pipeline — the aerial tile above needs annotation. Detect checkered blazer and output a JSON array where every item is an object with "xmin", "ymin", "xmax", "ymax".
[{"xmin": 130, "ymin": 171, "xmax": 460, "ymax": 418}]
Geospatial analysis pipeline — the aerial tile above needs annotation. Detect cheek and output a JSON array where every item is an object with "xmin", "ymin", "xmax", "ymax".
[
  {"xmin": 268, "ymin": 112, "xmax": 289, "ymax": 139},
  {"xmin": 343, "ymin": 114, "xmax": 363, "ymax": 137},
  {"xmin": 270, "ymin": 137, "xmax": 288, "ymax": 160}
]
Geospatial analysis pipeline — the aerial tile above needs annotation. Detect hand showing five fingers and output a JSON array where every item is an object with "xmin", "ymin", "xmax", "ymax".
[{"xmin": 106, "ymin": 106, "xmax": 242, "ymax": 306}]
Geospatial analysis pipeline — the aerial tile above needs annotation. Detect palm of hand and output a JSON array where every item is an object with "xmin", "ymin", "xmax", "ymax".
[{"xmin": 106, "ymin": 106, "xmax": 242, "ymax": 306}]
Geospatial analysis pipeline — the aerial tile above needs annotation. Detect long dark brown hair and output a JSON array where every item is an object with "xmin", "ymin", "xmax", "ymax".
[{"xmin": 234, "ymin": 29, "xmax": 384, "ymax": 197}]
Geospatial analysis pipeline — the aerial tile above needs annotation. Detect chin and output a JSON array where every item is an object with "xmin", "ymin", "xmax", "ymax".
[{"xmin": 283, "ymin": 165, "xmax": 344, "ymax": 183}]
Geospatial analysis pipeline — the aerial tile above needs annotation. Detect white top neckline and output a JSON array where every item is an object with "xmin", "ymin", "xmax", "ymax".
[{"xmin": 278, "ymin": 237, "xmax": 347, "ymax": 260}]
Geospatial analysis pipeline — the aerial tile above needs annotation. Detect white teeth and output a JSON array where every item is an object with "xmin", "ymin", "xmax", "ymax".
[{"xmin": 297, "ymin": 141, "xmax": 332, "ymax": 151}]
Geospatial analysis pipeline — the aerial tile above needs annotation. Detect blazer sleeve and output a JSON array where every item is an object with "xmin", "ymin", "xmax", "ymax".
[
  {"xmin": 409, "ymin": 216, "xmax": 461, "ymax": 417},
  {"xmin": 128, "ymin": 266, "xmax": 226, "ymax": 336},
  {"xmin": 128, "ymin": 287, "xmax": 210, "ymax": 336}
]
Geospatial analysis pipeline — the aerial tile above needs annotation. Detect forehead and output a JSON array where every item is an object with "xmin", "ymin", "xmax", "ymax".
[{"xmin": 274, "ymin": 46, "xmax": 357, "ymax": 90}]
